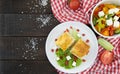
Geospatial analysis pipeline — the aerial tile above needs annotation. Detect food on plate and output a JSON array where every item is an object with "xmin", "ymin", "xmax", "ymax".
[
  {"xmin": 70, "ymin": 39, "xmax": 90, "ymax": 58},
  {"xmin": 68, "ymin": 0, "xmax": 80, "ymax": 10},
  {"xmin": 93, "ymin": 4, "xmax": 120, "ymax": 36},
  {"xmin": 55, "ymin": 32, "xmax": 75, "ymax": 51},
  {"xmin": 55, "ymin": 27, "xmax": 90, "ymax": 69},
  {"xmin": 100, "ymin": 50, "xmax": 114, "ymax": 65},
  {"xmin": 56, "ymin": 48, "xmax": 82, "ymax": 69},
  {"xmin": 69, "ymin": 28, "xmax": 80, "ymax": 41},
  {"xmin": 98, "ymin": 38, "xmax": 114, "ymax": 51}
]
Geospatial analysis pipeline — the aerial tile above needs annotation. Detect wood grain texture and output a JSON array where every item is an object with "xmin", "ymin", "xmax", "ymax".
[
  {"xmin": 0, "ymin": 0, "xmax": 59, "ymax": 74},
  {"xmin": 0, "ymin": 0, "xmax": 52, "ymax": 14},
  {"xmin": 0, "ymin": 60, "xmax": 57, "ymax": 74},
  {"xmin": 0, "ymin": 37, "xmax": 48, "ymax": 60},
  {"xmin": 0, "ymin": 14, "xmax": 59, "ymax": 36}
]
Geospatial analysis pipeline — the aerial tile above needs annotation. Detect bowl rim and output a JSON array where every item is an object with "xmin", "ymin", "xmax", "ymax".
[{"xmin": 90, "ymin": 0, "xmax": 120, "ymax": 38}]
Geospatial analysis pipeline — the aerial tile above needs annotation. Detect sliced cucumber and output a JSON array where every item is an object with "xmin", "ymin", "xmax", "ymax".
[
  {"xmin": 98, "ymin": 38, "xmax": 114, "ymax": 51},
  {"xmin": 69, "ymin": 28, "xmax": 81, "ymax": 41}
]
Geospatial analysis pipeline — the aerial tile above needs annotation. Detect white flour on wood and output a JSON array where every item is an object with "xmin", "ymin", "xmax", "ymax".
[
  {"xmin": 25, "ymin": 0, "xmax": 48, "ymax": 13},
  {"xmin": 39, "ymin": 0, "xmax": 48, "ymax": 6},
  {"xmin": 22, "ymin": 38, "xmax": 39, "ymax": 60},
  {"xmin": 36, "ymin": 15, "xmax": 51, "ymax": 28}
]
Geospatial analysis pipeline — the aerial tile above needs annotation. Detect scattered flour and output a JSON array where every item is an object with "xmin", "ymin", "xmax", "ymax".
[
  {"xmin": 21, "ymin": 38, "xmax": 45, "ymax": 60},
  {"xmin": 25, "ymin": 0, "xmax": 48, "ymax": 13},
  {"xmin": 18, "ymin": 64, "xmax": 23, "ymax": 67},
  {"xmin": 30, "ymin": 38, "xmax": 38, "ymax": 50},
  {"xmin": 22, "ymin": 38, "xmax": 39, "ymax": 60},
  {"xmin": 39, "ymin": 0, "xmax": 48, "ymax": 6},
  {"xmin": 36, "ymin": 15, "xmax": 51, "ymax": 28},
  {"xmin": 18, "ymin": 64, "xmax": 27, "ymax": 73},
  {"xmin": 35, "ymin": 5, "xmax": 39, "ymax": 7},
  {"xmin": 21, "ymin": 11, "xmax": 24, "ymax": 14}
]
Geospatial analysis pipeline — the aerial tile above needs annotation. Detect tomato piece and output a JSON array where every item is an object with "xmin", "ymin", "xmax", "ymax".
[
  {"xmin": 93, "ymin": 4, "xmax": 104, "ymax": 17},
  {"xmin": 100, "ymin": 27, "xmax": 110, "ymax": 36},
  {"xmin": 103, "ymin": 7, "xmax": 108, "ymax": 14},
  {"xmin": 99, "ymin": 4, "xmax": 105, "ymax": 10},
  {"xmin": 94, "ymin": 7, "xmax": 100, "ymax": 17},
  {"xmin": 100, "ymin": 50, "xmax": 114, "ymax": 65},
  {"xmin": 69, "ymin": 0, "xmax": 80, "ymax": 10},
  {"xmin": 109, "ymin": 30, "xmax": 114, "ymax": 36},
  {"xmin": 100, "ymin": 26, "xmax": 115, "ymax": 36},
  {"xmin": 109, "ymin": 26, "xmax": 114, "ymax": 36},
  {"xmin": 116, "ymin": 11, "xmax": 120, "ymax": 17}
]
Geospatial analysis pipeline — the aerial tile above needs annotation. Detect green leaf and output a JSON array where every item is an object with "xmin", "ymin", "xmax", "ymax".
[
  {"xmin": 107, "ymin": 14, "xmax": 114, "ymax": 20},
  {"xmin": 57, "ymin": 57, "xmax": 66, "ymax": 67},
  {"xmin": 56, "ymin": 48, "xmax": 64, "ymax": 57},
  {"xmin": 97, "ymin": 17, "xmax": 105, "ymax": 25},
  {"xmin": 76, "ymin": 58, "xmax": 82, "ymax": 66},
  {"xmin": 65, "ymin": 59, "xmax": 73, "ymax": 69},
  {"xmin": 93, "ymin": 17, "xmax": 98, "ymax": 25}
]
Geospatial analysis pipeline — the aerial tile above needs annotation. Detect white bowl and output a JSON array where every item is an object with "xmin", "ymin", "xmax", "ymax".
[{"xmin": 91, "ymin": 0, "xmax": 120, "ymax": 38}]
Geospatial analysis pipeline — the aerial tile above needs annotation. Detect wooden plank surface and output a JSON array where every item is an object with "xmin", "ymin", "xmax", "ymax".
[
  {"xmin": 0, "ymin": 0, "xmax": 59, "ymax": 74},
  {"xmin": 0, "ymin": 14, "xmax": 59, "ymax": 36},
  {"xmin": 0, "ymin": 37, "xmax": 47, "ymax": 60},
  {"xmin": 0, "ymin": 60, "xmax": 57, "ymax": 74},
  {"xmin": 0, "ymin": 0, "xmax": 52, "ymax": 14}
]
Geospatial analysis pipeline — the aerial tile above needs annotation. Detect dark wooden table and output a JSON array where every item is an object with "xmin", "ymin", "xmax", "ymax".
[{"xmin": 0, "ymin": 0, "xmax": 60, "ymax": 74}]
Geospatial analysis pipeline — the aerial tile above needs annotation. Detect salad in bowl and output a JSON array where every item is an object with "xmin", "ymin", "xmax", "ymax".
[{"xmin": 91, "ymin": 0, "xmax": 120, "ymax": 38}]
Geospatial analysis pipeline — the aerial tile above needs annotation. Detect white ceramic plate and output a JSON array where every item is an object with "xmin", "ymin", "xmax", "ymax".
[{"xmin": 46, "ymin": 21, "xmax": 98, "ymax": 73}]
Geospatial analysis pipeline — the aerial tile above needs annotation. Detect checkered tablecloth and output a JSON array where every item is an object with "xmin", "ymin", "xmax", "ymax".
[{"xmin": 51, "ymin": 0, "xmax": 120, "ymax": 73}]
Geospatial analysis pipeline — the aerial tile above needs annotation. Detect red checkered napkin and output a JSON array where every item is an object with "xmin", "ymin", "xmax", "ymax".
[
  {"xmin": 51, "ymin": 0, "xmax": 120, "ymax": 73},
  {"xmin": 51, "ymin": 0, "xmax": 101, "ymax": 24},
  {"xmin": 57, "ymin": 37, "xmax": 120, "ymax": 74}
]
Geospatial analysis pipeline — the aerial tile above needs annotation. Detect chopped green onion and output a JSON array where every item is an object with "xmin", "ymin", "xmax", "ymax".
[{"xmin": 93, "ymin": 17, "xmax": 98, "ymax": 25}]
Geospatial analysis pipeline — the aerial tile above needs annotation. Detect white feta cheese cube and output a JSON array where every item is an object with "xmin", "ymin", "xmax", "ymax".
[
  {"xmin": 106, "ymin": 18, "xmax": 113, "ymax": 26},
  {"xmin": 98, "ymin": 11, "xmax": 105, "ymax": 17},
  {"xmin": 109, "ymin": 9, "xmax": 115, "ymax": 14},
  {"xmin": 105, "ymin": 15, "xmax": 108, "ymax": 18},
  {"xmin": 114, "ymin": 8, "xmax": 120, "ymax": 13},
  {"xmin": 114, "ymin": 16, "xmax": 119, "ymax": 21},
  {"xmin": 72, "ymin": 61, "xmax": 76, "ymax": 67},
  {"xmin": 113, "ymin": 21, "xmax": 120, "ymax": 28},
  {"xmin": 66, "ymin": 56, "xmax": 71, "ymax": 60},
  {"xmin": 77, "ymin": 34, "xmax": 81, "ymax": 37},
  {"xmin": 56, "ymin": 57, "xmax": 60, "ymax": 61},
  {"xmin": 109, "ymin": 8, "xmax": 120, "ymax": 14}
]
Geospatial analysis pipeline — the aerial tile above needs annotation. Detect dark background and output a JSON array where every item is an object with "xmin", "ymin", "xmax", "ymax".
[{"xmin": 0, "ymin": 0, "xmax": 60, "ymax": 74}]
